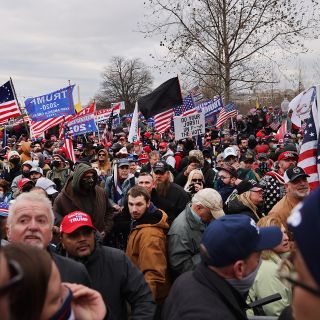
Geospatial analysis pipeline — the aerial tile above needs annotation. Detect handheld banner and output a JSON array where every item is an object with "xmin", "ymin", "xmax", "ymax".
[{"xmin": 174, "ymin": 112, "xmax": 205, "ymax": 140}]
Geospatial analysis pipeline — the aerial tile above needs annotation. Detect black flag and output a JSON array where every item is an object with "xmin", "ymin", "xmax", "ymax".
[{"xmin": 139, "ymin": 77, "xmax": 182, "ymax": 119}]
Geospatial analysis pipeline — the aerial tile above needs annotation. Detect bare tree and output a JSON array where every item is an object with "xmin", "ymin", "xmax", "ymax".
[
  {"xmin": 95, "ymin": 56, "xmax": 153, "ymax": 112},
  {"xmin": 142, "ymin": 0, "xmax": 318, "ymax": 103}
]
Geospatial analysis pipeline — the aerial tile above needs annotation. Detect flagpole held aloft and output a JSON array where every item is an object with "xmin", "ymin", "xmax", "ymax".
[{"xmin": 9, "ymin": 77, "xmax": 30, "ymax": 138}]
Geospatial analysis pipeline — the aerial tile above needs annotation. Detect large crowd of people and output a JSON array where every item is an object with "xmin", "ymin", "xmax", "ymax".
[{"xmin": 0, "ymin": 104, "xmax": 319, "ymax": 320}]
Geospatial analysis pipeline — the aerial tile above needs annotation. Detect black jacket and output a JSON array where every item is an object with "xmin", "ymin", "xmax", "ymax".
[
  {"xmin": 226, "ymin": 197, "xmax": 262, "ymax": 222},
  {"xmin": 153, "ymin": 183, "xmax": 189, "ymax": 224},
  {"xmin": 52, "ymin": 252, "xmax": 92, "ymax": 287},
  {"xmin": 162, "ymin": 263, "xmax": 248, "ymax": 320},
  {"xmin": 75, "ymin": 243, "xmax": 155, "ymax": 320}
]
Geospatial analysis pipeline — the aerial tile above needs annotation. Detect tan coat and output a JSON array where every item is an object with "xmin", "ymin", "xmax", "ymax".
[
  {"xmin": 268, "ymin": 194, "xmax": 300, "ymax": 240},
  {"xmin": 126, "ymin": 211, "xmax": 170, "ymax": 303}
]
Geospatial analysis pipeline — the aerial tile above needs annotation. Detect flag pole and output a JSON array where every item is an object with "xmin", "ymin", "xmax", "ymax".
[
  {"xmin": 94, "ymin": 99, "xmax": 101, "ymax": 143},
  {"xmin": 9, "ymin": 77, "xmax": 30, "ymax": 138}
]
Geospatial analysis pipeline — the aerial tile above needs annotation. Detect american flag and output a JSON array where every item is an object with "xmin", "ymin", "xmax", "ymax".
[
  {"xmin": 0, "ymin": 202, "xmax": 9, "ymax": 217},
  {"xmin": 154, "ymin": 95, "xmax": 197, "ymax": 133},
  {"xmin": 215, "ymin": 102, "xmax": 237, "ymax": 128},
  {"xmin": 298, "ymin": 91, "xmax": 320, "ymax": 190},
  {"xmin": 154, "ymin": 109, "xmax": 174, "ymax": 133},
  {"xmin": 0, "ymin": 80, "xmax": 21, "ymax": 123},
  {"xmin": 174, "ymin": 95, "xmax": 197, "ymax": 116},
  {"xmin": 276, "ymin": 119, "xmax": 288, "ymax": 139},
  {"xmin": 101, "ymin": 106, "xmax": 115, "ymax": 145},
  {"xmin": 30, "ymin": 115, "xmax": 72, "ymax": 137},
  {"xmin": 62, "ymin": 122, "xmax": 76, "ymax": 162}
]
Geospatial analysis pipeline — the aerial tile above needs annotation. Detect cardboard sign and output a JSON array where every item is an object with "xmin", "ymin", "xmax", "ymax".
[{"xmin": 174, "ymin": 112, "xmax": 205, "ymax": 140}]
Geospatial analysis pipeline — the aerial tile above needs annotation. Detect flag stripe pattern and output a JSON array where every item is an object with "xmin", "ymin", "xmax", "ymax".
[
  {"xmin": 0, "ymin": 81, "xmax": 21, "ymax": 123},
  {"xmin": 30, "ymin": 115, "xmax": 73, "ymax": 137},
  {"xmin": 298, "ymin": 91, "xmax": 319, "ymax": 190},
  {"xmin": 276, "ymin": 120, "xmax": 287, "ymax": 140},
  {"xmin": 216, "ymin": 102, "xmax": 237, "ymax": 128},
  {"xmin": 154, "ymin": 109, "xmax": 174, "ymax": 133}
]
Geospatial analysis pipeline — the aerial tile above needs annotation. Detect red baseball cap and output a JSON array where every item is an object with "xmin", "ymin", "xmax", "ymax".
[
  {"xmin": 18, "ymin": 178, "xmax": 35, "ymax": 190},
  {"xmin": 133, "ymin": 141, "xmax": 142, "ymax": 146},
  {"xmin": 138, "ymin": 153, "xmax": 149, "ymax": 164},
  {"xmin": 159, "ymin": 142, "xmax": 168, "ymax": 148},
  {"xmin": 277, "ymin": 151, "xmax": 298, "ymax": 162},
  {"xmin": 60, "ymin": 211, "xmax": 96, "ymax": 234}
]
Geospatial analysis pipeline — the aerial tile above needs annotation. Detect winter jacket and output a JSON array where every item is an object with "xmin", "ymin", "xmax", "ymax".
[
  {"xmin": 126, "ymin": 207, "xmax": 170, "ymax": 304},
  {"xmin": 53, "ymin": 163, "xmax": 113, "ymax": 234},
  {"xmin": 20, "ymin": 141, "xmax": 31, "ymax": 163},
  {"xmin": 153, "ymin": 182, "xmax": 190, "ymax": 224},
  {"xmin": 46, "ymin": 167, "xmax": 72, "ymax": 191},
  {"xmin": 105, "ymin": 174, "xmax": 136, "ymax": 207},
  {"xmin": 268, "ymin": 194, "xmax": 300, "ymax": 241},
  {"xmin": 226, "ymin": 197, "xmax": 263, "ymax": 222},
  {"xmin": 162, "ymin": 263, "xmax": 248, "ymax": 320},
  {"xmin": 247, "ymin": 254, "xmax": 292, "ymax": 316},
  {"xmin": 60, "ymin": 241, "xmax": 156, "ymax": 320},
  {"xmin": 167, "ymin": 205, "xmax": 206, "ymax": 278},
  {"xmin": 51, "ymin": 252, "xmax": 92, "ymax": 287}
]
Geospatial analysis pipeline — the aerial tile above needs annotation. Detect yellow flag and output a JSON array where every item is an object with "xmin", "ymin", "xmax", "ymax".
[
  {"xmin": 255, "ymin": 100, "xmax": 260, "ymax": 109},
  {"xmin": 74, "ymin": 102, "xmax": 82, "ymax": 113}
]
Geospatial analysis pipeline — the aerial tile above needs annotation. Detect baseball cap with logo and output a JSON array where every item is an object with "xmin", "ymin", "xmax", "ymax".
[
  {"xmin": 284, "ymin": 166, "xmax": 309, "ymax": 183},
  {"xmin": 201, "ymin": 215, "xmax": 282, "ymax": 267},
  {"xmin": 223, "ymin": 147, "xmax": 237, "ymax": 159},
  {"xmin": 153, "ymin": 160, "xmax": 169, "ymax": 174},
  {"xmin": 193, "ymin": 189, "xmax": 224, "ymax": 219},
  {"xmin": 60, "ymin": 211, "xmax": 96, "ymax": 234},
  {"xmin": 277, "ymin": 151, "xmax": 298, "ymax": 162}
]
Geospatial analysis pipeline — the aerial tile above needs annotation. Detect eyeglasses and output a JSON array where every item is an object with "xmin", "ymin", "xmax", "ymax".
[
  {"xmin": 191, "ymin": 179, "xmax": 203, "ymax": 183},
  {"xmin": 0, "ymin": 259, "xmax": 24, "ymax": 297},
  {"xmin": 278, "ymin": 252, "xmax": 320, "ymax": 297},
  {"xmin": 218, "ymin": 175, "xmax": 231, "ymax": 180}
]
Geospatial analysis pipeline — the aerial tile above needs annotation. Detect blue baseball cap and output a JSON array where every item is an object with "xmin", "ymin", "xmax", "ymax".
[
  {"xmin": 201, "ymin": 215, "xmax": 282, "ymax": 267},
  {"xmin": 288, "ymin": 187, "xmax": 320, "ymax": 287}
]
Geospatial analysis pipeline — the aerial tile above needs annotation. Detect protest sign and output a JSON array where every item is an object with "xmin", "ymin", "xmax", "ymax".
[
  {"xmin": 25, "ymin": 85, "xmax": 75, "ymax": 121},
  {"xmin": 174, "ymin": 112, "xmax": 205, "ymax": 140}
]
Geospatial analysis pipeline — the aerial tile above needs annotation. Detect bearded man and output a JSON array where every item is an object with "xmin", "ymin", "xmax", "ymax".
[{"xmin": 153, "ymin": 161, "xmax": 189, "ymax": 224}]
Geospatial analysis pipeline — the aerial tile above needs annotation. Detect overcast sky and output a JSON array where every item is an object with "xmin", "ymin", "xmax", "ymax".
[{"xmin": 1, "ymin": 0, "xmax": 319, "ymax": 106}]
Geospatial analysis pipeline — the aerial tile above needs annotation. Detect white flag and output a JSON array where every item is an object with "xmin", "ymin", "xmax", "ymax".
[
  {"xmin": 289, "ymin": 86, "xmax": 316, "ymax": 128},
  {"xmin": 128, "ymin": 101, "xmax": 139, "ymax": 143}
]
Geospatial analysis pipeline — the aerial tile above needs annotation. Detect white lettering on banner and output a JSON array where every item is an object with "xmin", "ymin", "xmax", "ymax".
[
  {"xmin": 174, "ymin": 112, "xmax": 205, "ymax": 140},
  {"xmin": 31, "ymin": 89, "xmax": 69, "ymax": 108}
]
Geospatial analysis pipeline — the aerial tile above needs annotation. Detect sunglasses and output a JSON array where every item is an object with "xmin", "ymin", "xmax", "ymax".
[
  {"xmin": 98, "ymin": 154, "xmax": 106, "ymax": 157},
  {"xmin": 191, "ymin": 179, "xmax": 203, "ymax": 183},
  {"xmin": 0, "ymin": 259, "xmax": 24, "ymax": 297}
]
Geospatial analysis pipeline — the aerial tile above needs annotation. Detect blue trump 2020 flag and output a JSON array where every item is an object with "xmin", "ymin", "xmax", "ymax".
[{"xmin": 25, "ymin": 85, "xmax": 75, "ymax": 121}]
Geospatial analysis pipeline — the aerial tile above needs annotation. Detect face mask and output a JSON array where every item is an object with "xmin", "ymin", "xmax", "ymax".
[
  {"xmin": 226, "ymin": 259, "xmax": 262, "ymax": 295},
  {"xmin": 22, "ymin": 171, "xmax": 30, "ymax": 178},
  {"xmin": 10, "ymin": 157, "xmax": 20, "ymax": 165},
  {"xmin": 33, "ymin": 160, "xmax": 39, "ymax": 166},
  {"xmin": 80, "ymin": 178, "xmax": 96, "ymax": 191},
  {"xmin": 50, "ymin": 287, "xmax": 74, "ymax": 320},
  {"xmin": 190, "ymin": 207, "xmax": 202, "ymax": 224},
  {"xmin": 0, "ymin": 192, "xmax": 4, "ymax": 199}
]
